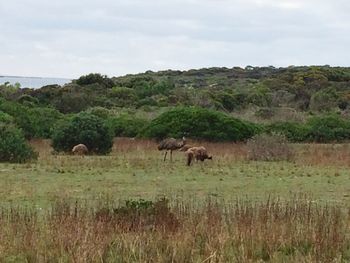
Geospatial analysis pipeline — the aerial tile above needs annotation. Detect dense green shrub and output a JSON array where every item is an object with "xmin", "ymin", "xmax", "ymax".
[
  {"xmin": 51, "ymin": 112, "xmax": 113, "ymax": 154},
  {"xmin": 0, "ymin": 110, "xmax": 14, "ymax": 124},
  {"xmin": 0, "ymin": 99, "xmax": 62, "ymax": 139},
  {"xmin": 266, "ymin": 115, "xmax": 350, "ymax": 143},
  {"xmin": 0, "ymin": 99, "xmax": 35, "ymax": 139},
  {"xmin": 266, "ymin": 122, "xmax": 309, "ymax": 142},
  {"xmin": 141, "ymin": 107, "xmax": 260, "ymax": 141},
  {"xmin": 84, "ymin": 107, "xmax": 111, "ymax": 120},
  {"xmin": 107, "ymin": 114, "xmax": 150, "ymax": 137},
  {"xmin": 27, "ymin": 107, "xmax": 63, "ymax": 138},
  {"xmin": 76, "ymin": 73, "xmax": 114, "ymax": 88},
  {"xmin": 0, "ymin": 124, "xmax": 38, "ymax": 163},
  {"xmin": 306, "ymin": 115, "xmax": 350, "ymax": 143}
]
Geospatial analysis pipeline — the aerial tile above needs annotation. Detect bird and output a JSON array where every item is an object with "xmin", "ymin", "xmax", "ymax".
[
  {"xmin": 72, "ymin": 144, "xmax": 88, "ymax": 155},
  {"xmin": 185, "ymin": 146, "xmax": 212, "ymax": 166},
  {"xmin": 157, "ymin": 137, "xmax": 186, "ymax": 161}
]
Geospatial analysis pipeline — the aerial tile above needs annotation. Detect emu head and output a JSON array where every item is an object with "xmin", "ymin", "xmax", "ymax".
[{"xmin": 181, "ymin": 136, "xmax": 186, "ymax": 145}]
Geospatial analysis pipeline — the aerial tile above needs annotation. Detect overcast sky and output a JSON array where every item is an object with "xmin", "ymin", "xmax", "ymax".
[{"xmin": 0, "ymin": 0, "xmax": 349, "ymax": 78}]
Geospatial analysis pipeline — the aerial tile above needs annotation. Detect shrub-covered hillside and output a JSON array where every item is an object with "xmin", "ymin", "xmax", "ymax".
[{"xmin": 2, "ymin": 65, "xmax": 350, "ymax": 143}]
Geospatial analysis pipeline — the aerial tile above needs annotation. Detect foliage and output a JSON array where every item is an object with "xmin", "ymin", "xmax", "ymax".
[
  {"xmin": 107, "ymin": 114, "xmax": 150, "ymax": 137},
  {"xmin": 141, "ymin": 107, "xmax": 260, "ymax": 141},
  {"xmin": 51, "ymin": 112, "xmax": 113, "ymax": 154},
  {"xmin": 0, "ymin": 124, "xmax": 37, "ymax": 163},
  {"xmin": 75, "ymin": 73, "xmax": 114, "ymax": 88},
  {"xmin": 306, "ymin": 114, "xmax": 350, "ymax": 143},
  {"xmin": 266, "ymin": 122, "xmax": 309, "ymax": 142},
  {"xmin": 84, "ymin": 106, "xmax": 111, "ymax": 120},
  {"xmin": 309, "ymin": 88, "xmax": 339, "ymax": 112},
  {"xmin": 247, "ymin": 133, "xmax": 294, "ymax": 161},
  {"xmin": 0, "ymin": 99, "xmax": 62, "ymax": 139},
  {"xmin": 0, "ymin": 110, "xmax": 14, "ymax": 124}
]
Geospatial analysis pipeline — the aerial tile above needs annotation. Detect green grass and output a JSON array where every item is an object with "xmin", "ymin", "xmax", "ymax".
[
  {"xmin": 2, "ymin": 139, "xmax": 350, "ymax": 262},
  {"xmin": 1, "ymin": 140, "xmax": 350, "ymax": 207}
]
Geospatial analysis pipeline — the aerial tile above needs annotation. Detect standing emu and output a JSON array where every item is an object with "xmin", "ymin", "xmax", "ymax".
[
  {"xmin": 158, "ymin": 137, "xmax": 186, "ymax": 161},
  {"xmin": 185, "ymin": 146, "xmax": 212, "ymax": 166}
]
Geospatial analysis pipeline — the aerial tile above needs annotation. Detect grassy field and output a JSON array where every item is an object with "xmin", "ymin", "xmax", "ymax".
[
  {"xmin": 2, "ymin": 139, "xmax": 350, "ymax": 262},
  {"xmin": 1, "ymin": 139, "xmax": 350, "ymax": 205}
]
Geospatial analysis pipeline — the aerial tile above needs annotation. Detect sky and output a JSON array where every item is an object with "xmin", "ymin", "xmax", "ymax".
[{"xmin": 0, "ymin": 0, "xmax": 349, "ymax": 78}]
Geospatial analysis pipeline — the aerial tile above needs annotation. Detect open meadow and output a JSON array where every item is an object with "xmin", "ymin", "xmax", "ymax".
[{"xmin": 2, "ymin": 139, "xmax": 350, "ymax": 262}]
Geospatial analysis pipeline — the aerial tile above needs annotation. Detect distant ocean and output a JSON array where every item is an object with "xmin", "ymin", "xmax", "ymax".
[{"xmin": 0, "ymin": 76, "xmax": 71, "ymax": 89}]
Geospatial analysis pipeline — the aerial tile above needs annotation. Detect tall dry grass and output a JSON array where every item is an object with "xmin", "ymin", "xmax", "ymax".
[
  {"xmin": 29, "ymin": 138, "xmax": 350, "ymax": 168},
  {"xmin": 0, "ymin": 197, "xmax": 349, "ymax": 262}
]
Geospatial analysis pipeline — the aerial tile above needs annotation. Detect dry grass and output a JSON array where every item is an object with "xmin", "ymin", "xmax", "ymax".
[
  {"xmin": 2, "ymin": 139, "xmax": 350, "ymax": 262},
  {"xmin": 0, "ymin": 197, "xmax": 349, "ymax": 262}
]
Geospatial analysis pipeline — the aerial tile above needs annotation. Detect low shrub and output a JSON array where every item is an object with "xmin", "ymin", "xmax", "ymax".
[
  {"xmin": 107, "ymin": 114, "xmax": 149, "ymax": 137},
  {"xmin": 246, "ymin": 133, "xmax": 294, "ymax": 161},
  {"xmin": 0, "ymin": 124, "xmax": 38, "ymax": 163},
  {"xmin": 51, "ymin": 112, "xmax": 113, "ymax": 154},
  {"xmin": 306, "ymin": 114, "xmax": 350, "ymax": 143},
  {"xmin": 141, "ymin": 107, "xmax": 260, "ymax": 141},
  {"xmin": 266, "ymin": 122, "xmax": 309, "ymax": 142}
]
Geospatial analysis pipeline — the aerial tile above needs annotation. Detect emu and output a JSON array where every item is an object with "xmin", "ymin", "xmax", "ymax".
[
  {"xmin": 72, "ymin": 144, "xmax": 88, "ymax": 155},
  {"xmin": 158, "ymin": 137, "xmax": 186, "ymax": 161},
  {"xmin": 185, "ymin": 146, "xmax": 212, "ymax": 166}
]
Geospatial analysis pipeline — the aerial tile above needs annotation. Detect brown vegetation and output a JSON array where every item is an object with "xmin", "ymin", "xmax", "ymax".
[
  {"xmin": 247, "ymin": 133, "xmax": 295, "ymax": 162},
  {"xmin": 0, "ymin": 197, "xmax": 349, "ymax": 262}
]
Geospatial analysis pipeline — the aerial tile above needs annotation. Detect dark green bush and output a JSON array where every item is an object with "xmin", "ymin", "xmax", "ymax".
[
  {"xmin": 266, "ymin": 122, "xmax": 309, "ymax": 142},
  {"xmin": 28, "ymin": 107, "xmax": 63, "ymax": 138},
  {"xmin": 84, "ymin": 106, "xmax": 111, "ymax": 120},
  {"xmin": 107, "ymin": 114, "xmax": 150, "ymax": 137},
  {"xmin": 51, "ymin": 112, "xmax": 113, "ymax": 154},
  {"xmin": 0, "ymin": 110, "xmax": 14, "ymax": 124},
  {"xmin": 306, "ymin": 115, "xmax": 350, "ymax": 143},
  {"xmin": 0, "ymin": 99, "xmax": 62, "ymax": 139},
  {"xmin": 267, "ymin": 115, "xmax": 350, "ymax": 143},
  {"xmin": 0, "ymin": 124, "xmax": 38, "ymax": 163},
  {"xmin": 76, "ymin": 73, "xmax": 114, "ymax": 88},
  {"xmin": 141, "ymin": 107, "xmax": 260, "ymax": 141}
]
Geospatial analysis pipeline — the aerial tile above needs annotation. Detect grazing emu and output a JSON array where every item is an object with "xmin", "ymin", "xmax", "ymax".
[
  {"xmin": 72, "ymin": 144, "xmax": 88, "ymax": 155},
  {"xmin": 185, "ymin": 146, "xmax": 212, "ymax": 166},
  {"xmin": 179, "ymin": 145, "xmax": 193, "ymax": 152},
  {"xmin": 158, "ymin": 137, "xmax": 186, "ymax": 161}
]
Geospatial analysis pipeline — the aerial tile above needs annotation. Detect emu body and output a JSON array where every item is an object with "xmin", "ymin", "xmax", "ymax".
[
  {"xmin": 185, "ymin": 146, "xmax": 212, "ymax": 166},
  {"xmin": 158, "ymin": 137, "xmax": 186, "ymax": 161},
  {"xmin": 72, "ymin": 144, "xmax": 88, "ymax": 155}
]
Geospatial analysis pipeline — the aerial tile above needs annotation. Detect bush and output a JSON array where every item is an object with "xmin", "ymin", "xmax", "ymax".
[
  {"xmin": 306, "ymin": 115, "xmax": 350, "ymax": 143},
  {"xmin": 266, "ymin": 122, "xmax": 309, "ymax": 142},
  {"xmin": 0, "ymin": 99, "xmax": 62, "ymax": 139},
  {"xmin": 0, "ymin": 110, "xmax": 14, "ymax": 124},
  {"xmin": 107, "ymin": 114, "xmax": 150, "ymax": 137},
  {"xmin": 28, "ymin": 107, "xmax": 63, "ymax": 138},
  {"xmin": 247, "ymin": 133, "xmax": 294, "ymax": 161},
  {"xmin": 84, "ymin": 106, "xmax": 111, "ymax": 120},
  {"xmin": 51, "ymin": 112, "xmax": 113, "ymax": 154},
  {"xmin": 141, "ymin": 107, "xmax": 260, "ymax": 141},
  {"xmin": 76, "ymin": 73, "xmax": 114, "ymax": 88},
  {"xmin": 0, "ymin": 124, "xmax": 38, "ymax": 163}
]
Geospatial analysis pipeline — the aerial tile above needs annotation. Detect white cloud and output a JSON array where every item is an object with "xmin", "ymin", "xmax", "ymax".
[{"xmin": 0, "ymin": 0, "xmax": 349, "ymax": 78}]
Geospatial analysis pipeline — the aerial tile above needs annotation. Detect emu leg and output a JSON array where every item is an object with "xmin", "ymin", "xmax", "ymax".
[
  {"xmin": 163, "ymin": 151, "xmax": 168, "ymax": 161},
  {"xmin": 170, "ymin": 150, "xmax": 173, "ymax": 161}
]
